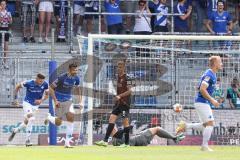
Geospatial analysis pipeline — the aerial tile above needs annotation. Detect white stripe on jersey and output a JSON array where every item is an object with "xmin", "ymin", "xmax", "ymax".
[
  {"xmin": 202, "ymin": 81, "xmax": 209, "ymax": 88},
  {"xmin": 156, "ymin": 4, "xmax": 168, "ymax": 26},
  {"xmin": 177, "ymin": 4, "xmax": 183, "ymax": 14}
]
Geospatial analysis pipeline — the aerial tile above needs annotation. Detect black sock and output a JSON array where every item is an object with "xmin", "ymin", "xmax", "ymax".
[
  {"xmin": 156, "ymin": 127, "xmax": 176, "ymax": 140},
  {"xmin": 104, "ymin": 123, "xmax": 115, "ymax": 142},
  {"xmin": 113, "ymin": 129, "xmax": 124, "ymax": 139},
  {"xmin": 124, "ymin": 126, "xmax": 130, "ymax": 145}
]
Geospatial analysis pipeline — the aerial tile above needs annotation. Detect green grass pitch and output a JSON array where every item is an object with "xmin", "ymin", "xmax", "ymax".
[{"xmin": 0, "ymin": 146, "xmax": 239, "ymax": 160}]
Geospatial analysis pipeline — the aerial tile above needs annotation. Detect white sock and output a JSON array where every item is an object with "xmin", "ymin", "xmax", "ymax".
[
  {"xmin": 186, "ymin": 123, "xmax": 204, "ymax": 131},
  {"xmin": 202, "ymin": 126, "xmax": 213, "ymax": 147},
  {"xmin": 15, "ymin": 122, "xmax": 27, "ymax": 133},
  {"xmin": 26, "ymin": 120, "xmax": 33, "ymax": 141},
  {"xmin": 48, "ymin": 115, "xmax": 56, "ymax": 125},
  {"xmin": 26, "ymin": 117, "xmax": 35, "ymax": 141},
  {"xmin": 65, "ymin": 121, "xmax": 74, "ymax": 145}
]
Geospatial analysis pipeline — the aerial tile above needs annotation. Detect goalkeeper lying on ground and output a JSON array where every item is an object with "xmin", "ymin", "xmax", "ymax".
[{"xmin": 110, "ymin": 126, "xmax": 185, "ymax": 146}]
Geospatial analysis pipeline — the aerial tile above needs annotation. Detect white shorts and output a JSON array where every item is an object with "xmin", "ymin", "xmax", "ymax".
[
  {"xmin": 74, "ymin": 4, "xmax": 85, "ymax": 15},
  {"xmin": 39, "ymin": 2, "xmax": 53, "ymax": 13},
  {"xmin": 194, "ymin": 102, "xmax": 214, "ymax": 123},
  {"xmin": 23, "ymin": 101, "xmax": 39, "ymax": 118}
]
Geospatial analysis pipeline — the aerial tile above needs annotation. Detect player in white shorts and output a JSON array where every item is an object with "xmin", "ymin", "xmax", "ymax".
[
  {"xmin": 176, "ymin": 56, "xmax": 223, "ymax": 151},
  {"xmin": 8, "ymin": 73, "xmax": 49, "ymax": 146}
]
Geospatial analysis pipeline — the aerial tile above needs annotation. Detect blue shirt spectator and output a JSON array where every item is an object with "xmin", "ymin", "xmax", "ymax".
[
  {"xmin": 207, "ymin": 0, "xmax": 226, "ymax": 18},
  {"xmin": 104, "ymin": 0, "xmax": 123, "ymax": 34},
  {"xmin": 104, "ymin": 0, "xmax": 122, "ymax": 26},
  {"xmin": 154, "ymin": 0, "xmax": 168, "ymax": 32},
  {"xmin": 206, "ymin": 1, "xmax": 232, "ymax": 35},
  {"xmin": 209, "ymin": 11, "xmax": 232, "ymax": 34},
  {"xmin": 148, "ymin": 0, "xmax": 159, "ymax": 32},
  {"xmin": 174, "ymin": 0, "xmax": 192, "ymax": 32}
]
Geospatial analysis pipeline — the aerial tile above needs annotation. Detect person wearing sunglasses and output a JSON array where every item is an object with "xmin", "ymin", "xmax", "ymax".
[{"xmin": 133, "ymin": 0, "xmax": 152, "ymax": 35}]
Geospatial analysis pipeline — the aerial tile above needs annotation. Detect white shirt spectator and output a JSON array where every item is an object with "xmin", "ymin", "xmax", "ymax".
[{"xmin": 133, "ymin": 10, "xmax": 152, "ymax": 32}]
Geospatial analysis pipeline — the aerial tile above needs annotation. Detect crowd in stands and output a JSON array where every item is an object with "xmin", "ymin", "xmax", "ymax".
[{"xmin": 0, "ymin": 0, "xmax": 239, "ymax": 41}]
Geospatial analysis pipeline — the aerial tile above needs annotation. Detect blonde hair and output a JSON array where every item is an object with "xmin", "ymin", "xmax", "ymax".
[{"xmin": 209, "ymin": 56, "xmax": 220, "ymax": 68}]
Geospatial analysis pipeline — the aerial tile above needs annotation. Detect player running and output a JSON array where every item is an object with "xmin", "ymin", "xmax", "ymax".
[
  {"xmin": 111, "ymin": 126, "xmax": 185, "ymax": 146},
  {"xmin": 9, "ymin": 73, "xmax": 49, "ymax": 146},
  {"xmin": 176, "ymin": 56, "xmax": 223, "ymax": 151},
  {"xmin": 95, "ymin": 60, "xmax": 132, "ymax": 147},
  {"xmin": 45, "ymin": 63, "xmax": 82, "ymax": 148}
]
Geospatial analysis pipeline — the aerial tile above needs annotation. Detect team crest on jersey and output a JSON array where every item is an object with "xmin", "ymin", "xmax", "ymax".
[{"xmin": 204, "ymin": 76, "xmax": 210, "ymax": 82}]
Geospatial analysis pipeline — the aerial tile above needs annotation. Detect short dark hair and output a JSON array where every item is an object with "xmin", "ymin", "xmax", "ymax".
[
  {"xmin": 69, "ymin": 63, "xmax": 78, "ymax": 69},
  {"xmin": 138, "ymin": 0, "xmax": 146, "ymax": 5},
  {"xmin": 217, "ymin": 0, "xmax": 224, "ymax": 5},
  {"xmin": 37, "ymin": 73, "xmax": 45, "ymax": 79}
]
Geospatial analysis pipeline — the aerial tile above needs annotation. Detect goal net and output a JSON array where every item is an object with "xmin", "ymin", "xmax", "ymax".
[{"xmin": 77, "ymin": 34, "xmax": 240, "ymax": 146}]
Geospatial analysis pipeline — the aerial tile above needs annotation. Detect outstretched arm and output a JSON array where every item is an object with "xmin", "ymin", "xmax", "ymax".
[{"xmin": 12, "ymin": 83, "xmax": 22, "ymax": 106}]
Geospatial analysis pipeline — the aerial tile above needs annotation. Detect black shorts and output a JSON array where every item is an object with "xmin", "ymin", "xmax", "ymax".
[
  {"xmin": 107, "ymin": 23, "xmax": 123, "ymax": 34},
  {"xmin": 111, "ymin": 104, "xmax": 129, "ymax": 118},
  {"xmin": 154, "ymin": 26, "xmax": 168, "ymax": 32},
  {"xmin": 54, "ymin": 6, "xmax": 68, "ymax": 17},
  {"xmin": 0, "ymin": 28, "xmax": 10, "ymax": 42}
]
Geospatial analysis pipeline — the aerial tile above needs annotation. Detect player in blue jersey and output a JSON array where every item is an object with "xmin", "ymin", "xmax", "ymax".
[
  {"xmin": 176, "ymin": 56, "xmax": 223, "ymax": 152},
  {"xmin": 45, "ymin": 63, "xmax": 82, "ymax": 148},
  {"xmin": 8, "ymin": 73, "xmax": 49, "ymax": 146}
]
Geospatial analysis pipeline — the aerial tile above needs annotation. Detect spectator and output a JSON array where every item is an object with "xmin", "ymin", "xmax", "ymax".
[
  {"xmin": 0, "ymin": 0, "xmax": 12, "ymax": 69},
  {"xmin": 205, "ymin": 0, "xmax": 233, "ymax": 49},
  {"xmin": 185, "ymin": 0, "xmax": 193, "ymax": 31},
  {"xmin": 207, "ymin": 0, "xmax": 227, "ymax": 19},
  {"xmin": 85, "ymin": 1, "xmax": 99, "ymax": 35},
  {"xmin": 120, "ymin": 0, "xmax": 137, "ymax": 34},
  {"xmin": 154, "ymin": 0, "xmax": 168, "ymax": 32},
  {"xmin": 174, "ymin": 0, "xmax": 192, "ymax": 32},
  {"xmin": 210, "ymin": 77, "xmax": 224, "ymax": 108},
  {"xmin": 192, "ymin": 0, "xmax": 207, "ymax": 32},
  {"xmin": 104, "ymin": 0, "xmax": 123, "ymax": 34},
  {"xmin": 36, "ymin": 0, "xmax": 53, "ymax": 43},
  {"xmin": 54, "ymin": 0, "xmax": 68, "ymax": 42},
  {"xmin": 148, "ymin": 0, "xmax": 159, "ymax": 32},
  {"xmin": 234, "ymin": 0, "xmax": 240, "ymax": 28},
  {"xmin": 22, "ymin": 0, "xmax": 37, "ymax": 43},
  {"xmin": 15, "ymin": 0, "xmax": 21, "ymax": 17},
  {"xmin": 227, "ymin": 77, "xmax": 240, "ymax": 109},
  {"xmin": 133, "ymin": 0, "xmax": 151, "ymax": 34},
  {"xmin": 73, "ymin": 0, "xmax": 85, "ymax": 35}
]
